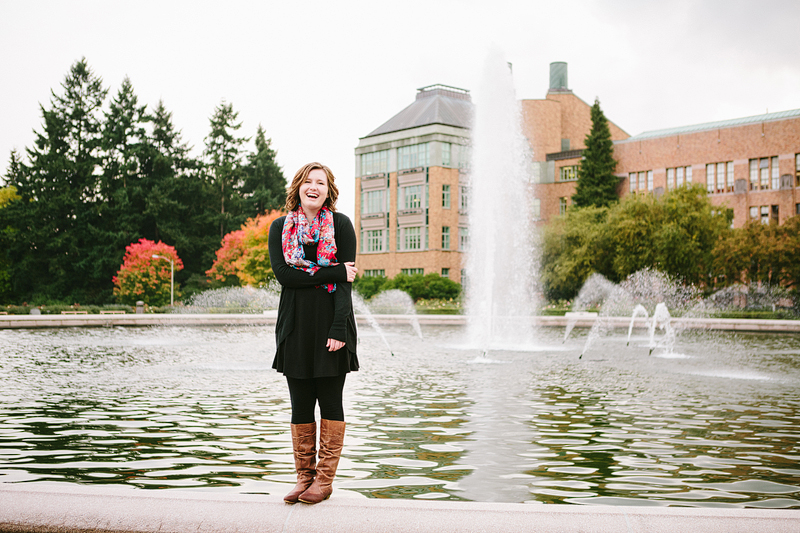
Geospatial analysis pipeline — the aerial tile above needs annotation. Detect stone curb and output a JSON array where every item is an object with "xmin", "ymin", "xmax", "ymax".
[
  {"xmin": 2, "ymin": 312, "xmax": 800, "ymax": 332},
  {"xmin": 1, "ymin": 483, "xmax": 799, "ymax": 533}
]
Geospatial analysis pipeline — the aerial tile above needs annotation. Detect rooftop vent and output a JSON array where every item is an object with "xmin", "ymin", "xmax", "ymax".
[
  {"xmin": 549, "ymin": 62, "xmax": 569, "ymax": 92},
  {"xmin": 416, "ymin": 84, "xmax": 471, "ymax": 101}
]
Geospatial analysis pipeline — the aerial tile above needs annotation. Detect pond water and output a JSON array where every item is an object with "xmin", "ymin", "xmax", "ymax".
[{"xmin": 1, "ymin": 323, "xmax": 799, "ymax": 508}]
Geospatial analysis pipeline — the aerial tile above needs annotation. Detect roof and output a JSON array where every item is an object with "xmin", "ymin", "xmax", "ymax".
[
  {"xmin": 620, "ymin": 108, "xmax": 800, "ymax": 142},
  {"xmin": 364, "ymin": 84, "xmax": 473, "ymax": 138}
]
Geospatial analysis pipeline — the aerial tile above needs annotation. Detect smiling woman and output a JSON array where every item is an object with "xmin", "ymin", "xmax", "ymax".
[{"xmin": 268, "ymin": 162, "xmax": 359, "ymax": 505}]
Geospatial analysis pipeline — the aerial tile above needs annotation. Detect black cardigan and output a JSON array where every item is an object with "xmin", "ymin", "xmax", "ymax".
[{"xmin": 268, "ymin": 212, "xmax": 358, "ymax": 351}]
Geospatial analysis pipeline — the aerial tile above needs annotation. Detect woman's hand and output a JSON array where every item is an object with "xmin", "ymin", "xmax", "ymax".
[
  {"xmin": 343, "ymin": 261, "xmax": 357, "ymax": 282},
  {"xmin": 326, "ymin": 338, "xmax": 345, "ymax": 352}
]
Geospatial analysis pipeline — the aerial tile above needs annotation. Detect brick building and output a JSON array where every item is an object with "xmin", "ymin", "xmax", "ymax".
[
  {"xmin": 354, "ymin": 85, "xmax": 471, "ymax": 283},
  {"xmin": 354, "ymin": 63, "xmax": 800, "ymax": 279}
]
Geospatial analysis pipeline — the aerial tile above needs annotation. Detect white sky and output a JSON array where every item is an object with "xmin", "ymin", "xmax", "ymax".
[{"xmin": 2, "ymin": 0, "xmax": 799, "ymax": 218}]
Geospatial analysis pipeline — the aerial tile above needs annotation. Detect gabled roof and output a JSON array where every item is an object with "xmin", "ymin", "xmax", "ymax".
[
  {"xmin": 620, "ymin": 108, "xmax": 800, "ymax": 142},
  {"xmin": 364, "ymin": 85, "xmax": 473, "ymax": 138}
]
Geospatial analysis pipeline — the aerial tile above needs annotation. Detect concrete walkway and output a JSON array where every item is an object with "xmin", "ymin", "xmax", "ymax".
[
  {"xmin": 2, "ymin": 312, "xmax": 800, "ymax": 332},
  {"xmin": 1, "ymin": 483, "xmax": 799, "ymax": 533}
]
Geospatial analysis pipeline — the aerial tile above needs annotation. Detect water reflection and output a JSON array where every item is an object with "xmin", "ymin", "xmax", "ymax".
[{"xmin": 0, "ymin": 325, "xmax": 799, "ymax": 507}]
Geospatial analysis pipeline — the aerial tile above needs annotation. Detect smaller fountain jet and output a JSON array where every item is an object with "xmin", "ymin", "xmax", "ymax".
[
  {"xmin": 647, "ymin": 303, "xmax": 673, "ymax": 355},
  {"xmin": 626, "ymin": 304, "xmax": 650, "ymax": 346}
]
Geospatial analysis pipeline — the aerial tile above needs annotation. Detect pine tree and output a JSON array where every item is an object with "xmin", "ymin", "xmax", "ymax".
[
  {"xmin": 4, "ymin": 58, "xmax": 109, "ymax": 302},
  {"xmin": 572, "ymin": 98, "xmax": 619, "ymax": 209},
  {"xmin": 203, "ymin": 101, "xmax": 249, "ymax": 238},
  {"xmin": 242, "ymin": 125, "xmax": 286, "ymax": 215}
]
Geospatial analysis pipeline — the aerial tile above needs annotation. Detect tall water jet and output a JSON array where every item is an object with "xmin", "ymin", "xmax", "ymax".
[{"xmin": 465, "ymin": 50, "xmax": 537, "ymax": 352}]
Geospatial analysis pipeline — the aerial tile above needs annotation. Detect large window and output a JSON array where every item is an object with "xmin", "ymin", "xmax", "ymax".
[
  {"xmin": 361, "ymin": 189, "xmax": 386, "ymax": 214},
  {"xmin": 360, "ymin": 150, "xmax": 389, "ymax": 176},
  {"xmin": 398, "ymin": 143, "xmax": 429, "ymax": 170},
  {"xmin": 441, "ymin": 142, "xmax": 452, "ymax": 167},
  {"xmin": 364, "ymin": 269, "xmax": 385, "ymax": 277},
  {"xmin": 459, "ymin": 226, "xmax": 469, "ymax": 251},
  {"xmin": 749, "ymin": 157, "xmax": 779, "ymax": 190},
  {"xmin": 706, "ymin": 162, "xmax": 733, "ymax": 194},
  {"xmin": 403, "ymin": 226, "xmax": 422, "ymax": 250},
  {"xmin": 442, "ymin": 184, "xmax": 451, "ymax": 208},
  {"xmin": 771, "ymin": 156, "xmax": 780, "ymax": 190},
  {"xmin": 459, "ymin": 186, "xmax": 469, "ymax": 212},
  {"xmin": 559, "ymin": 196, "xmax": 568, "ymax": 215},
  {"xmin": 647, "ymin": 170, "xmax": 653, "ymax": 191},
  {"xmin": 362, "ymin": 229, "xmax": 385, "ymax": 253},
  {"xmin": 629, "ymin": 172, "xmax": 637, "ymax": 192},
  {"xmin": 441, "ymin": 226, "xmax": 450, "ymax": 250},
  {"xmin": 401, "ymin": 268, "xmax": 424, "ymax": 275},
  {"xmin": 399, "ymin": 184, "xmax": 424, "ymax": 210},
  {"xmin": 559, "ymin": 165, "xmax": 578, "ymax": 181}
]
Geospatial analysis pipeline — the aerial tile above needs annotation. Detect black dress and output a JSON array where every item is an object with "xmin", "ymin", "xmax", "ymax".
[{"xmin": 268, "ymin": 212, "xmax": 359, "ymax": 379}]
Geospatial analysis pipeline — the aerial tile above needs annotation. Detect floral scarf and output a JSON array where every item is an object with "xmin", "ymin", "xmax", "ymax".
[{"xmin": 281, "ymin": 207, "xmax": 337, "ymax": 293}]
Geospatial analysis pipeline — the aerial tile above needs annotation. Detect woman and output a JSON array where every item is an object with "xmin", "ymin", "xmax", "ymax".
[{"xmin": 268, "ymin": 162, "xmax": 358, "ymax": 504}]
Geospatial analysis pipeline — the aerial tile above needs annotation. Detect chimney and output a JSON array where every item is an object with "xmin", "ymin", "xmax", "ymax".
[{"xmin": 548, "ymin": 62, "xmax": 569, "ymax": 92}]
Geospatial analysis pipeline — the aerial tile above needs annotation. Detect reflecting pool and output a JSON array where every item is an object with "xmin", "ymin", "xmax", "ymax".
[{"xmin": 1, "ymin": 324, "xmax": 799, "ymax": 507}]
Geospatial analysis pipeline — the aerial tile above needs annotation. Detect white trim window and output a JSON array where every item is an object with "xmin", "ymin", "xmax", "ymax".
[
  {"xmin": 361, "ymin": 189, "xmax": 386, "ymax": 214},
  {"xmin": 360, "ymin": 150, "xmax": 389, "ymax": 176},
  {"xmin": 441, "ymin": 226, "xmax": 450, "ymax": 250},
  {"xmin": 459, "ymin": 226, "xmax": 469, "ymax": 251},
  {"xmin": 442, "ymin": 184, "xmax": 451, "ymax": 208},
  {"xmin": 362, "ymin": 229, "xmax": 385, "ymax": 253},
  {"xmin": 402, "ymin": 226, "xmax": 423, "ymax": 251},
  {"xmin": 398, "ymin": 143, "xmax": 429, "ymax": 170},
  {"xmin": 399, "ymin": 184, "xmax": 424, "ymax": 210},
  {"xmin": 629, "ymin": 172, "xmax": 637, "ymax": 192}
]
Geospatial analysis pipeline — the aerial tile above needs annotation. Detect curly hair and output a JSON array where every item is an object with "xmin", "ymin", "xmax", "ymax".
[{"xmin": 285, "ymin": 162, "xmax": 339, "ymax": 212}]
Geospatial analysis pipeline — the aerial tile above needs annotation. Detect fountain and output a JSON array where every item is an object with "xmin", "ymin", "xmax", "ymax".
[{"xmin": 465, "ymin": 49, "xmax": 537, "ymax": 354}]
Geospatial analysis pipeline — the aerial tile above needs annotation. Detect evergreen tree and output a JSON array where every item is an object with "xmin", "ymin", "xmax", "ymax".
[
  {"xmin": 2, "ymin": 58, "xmax": 109, "ymax": 303},
  {"xmin": 242, "ymin": 125, "xmax": 286, "ymax": 215},
  {"xmin": 203, "ymin": 101, "xmax": 249, "ymax": 238},
  {"xmin": 572, "ymin": 98, "xmax": 619, "ymax": 209}
]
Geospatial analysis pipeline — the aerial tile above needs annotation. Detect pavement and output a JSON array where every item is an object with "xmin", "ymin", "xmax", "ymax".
[
  {"xmin": 2, "ymin": 312, "xmax": 800, "ymax": 332},
  {"xmin": 2, "ymin": 483, "xmax": 800, "ymax": 533}
]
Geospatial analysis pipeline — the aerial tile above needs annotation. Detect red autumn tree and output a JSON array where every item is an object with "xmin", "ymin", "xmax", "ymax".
[
  {"xmin": 113, "ymin": 239, "xmax": 184, "ymax": 306},
  {"xmin": 207, "ymin": 210, "xmax": 282, "ymax": 287}
]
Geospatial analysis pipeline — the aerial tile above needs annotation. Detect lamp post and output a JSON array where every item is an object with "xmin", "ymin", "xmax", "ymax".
[{"xmin": 152, "ymin": 254, "xmax": 174, "ymax": 306}]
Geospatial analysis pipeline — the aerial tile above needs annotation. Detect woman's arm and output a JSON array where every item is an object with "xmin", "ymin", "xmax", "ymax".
[
  {"xmin": 268, "ymin": 217, "xmax": 347, "ymax": 289},
  {"xmin": 328, "ymin": 214, "xmax": 357, "ymax": 344}
]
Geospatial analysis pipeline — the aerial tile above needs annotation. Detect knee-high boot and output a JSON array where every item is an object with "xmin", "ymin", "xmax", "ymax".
[
  {"xmin": 283, "ymin": 422, "xmax": 317, "ymax": 504},
  {"xmin": 298, "ymin": 419, "xmax": 345, "ymax": 504}
]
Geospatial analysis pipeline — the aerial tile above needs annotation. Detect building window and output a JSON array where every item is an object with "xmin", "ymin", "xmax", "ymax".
[
  {"xmin": 796, "ymin": 154, "xmax": 800, "ymax": 187},
  {"xmin": 706, "ymin": 164, "xmax": 715, "ymax": 193},
  {"xmin": 750, "ymin": 206, "xmax": 759, "ymax": 220},
  {"xmin": 441, "ymin": 226, "xmax": 450, "ymax": 250},
  {"xmin": 559, "ymin": 196, "xmax": 568, "ymax": 215},
  {"xmin": 750, "ymin": 159, "xmax": 758, "ymax": 190},
  {"xmin": 760, "ymin": 205, "xmax": 769, "ymax": 224},
  {"xmin": 533, "ymin": 198, "xmax": 541, "ymax": 220},
  {"xmin": 771, "ymin": 204, "xmax": 779, "ymax": 224},
  {"xmin": 401, "ymin": 268, "xmax": 424, "ymax": 275},
  {"xmin": 442, "ymin": 142, "xmax": 452, "ymax": 167},
  {"xmin": 647, "ymin": 170, "xmax": 654, "ymax": 191},
  {"xmin": 629, "ymin": 172, "xmax": 637, "ymax": 192},
  {"xmin": 442, "ymin": 184, "xmax": 451, "ymax": 208},
  {"xmin": 559, "ymin": 165, "xmax": 578, "ymax": 181},
  {"xmin": 364, "ymin": 269, "xmax": 385, "ymax": 277},
  {"xmin": 441, "ymin": 268, "xmax": 450, "ymax": 279},
  {"xmin": 360, "ymin": 150, "xmax": 389, "ymax": 176},
  {"xmin": 398, "ymin": 143, "xmax": 429, "ymax": 170},
  {"xmin": 362, "ymin": 229, "xmax": 385, "ymax": 253},
  {"xmin": 361, "ymin": 189, "xmax": 386, "ymax": 214},
  {"xmin": 399, "ymin": 184, "xmax": 424, "ymax": 210},
  {"xmin": 459, "ymin": 226, "xmax": 469, "ymax": 251},
  {"xmin": 796, "ymin": 203, "xmax": 800, "ymax": 215},
  {"xmin": 771, "ymin": 156, "xmax": 779, "ymax": 190},
  {"xmin": 726, "ymin": 161, "xmax": 734, "ymax": 191},
  {"xmin": 638, "ymin": 172, "xmax": 646, "ymax": 191},
  {"xmin": 716, "ymin": 162, "xmax": 726, "ymax": 192},
  {"xmin": 402, "ymin": 226, "xmax": 422, "ymax": 250},
  {"xmin": 459, "ymin": 186, "xmax": 469, "ymax": 213},
  {"xmin": 686, "ymin": 166, "xmax": 692, "ymax": 184},
  {"xmin": 667, "ymin": 168, "xmax": 675, "ymax": 190}
]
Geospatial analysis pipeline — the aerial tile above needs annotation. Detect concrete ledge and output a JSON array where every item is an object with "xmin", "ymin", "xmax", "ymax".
[
  {"xmin": 2, "ymin": 312, "xmax": 800, "ymax": 332},
  {"xmin": 1, "ymin": 484, "xmax": 799, "ymax": 533}
]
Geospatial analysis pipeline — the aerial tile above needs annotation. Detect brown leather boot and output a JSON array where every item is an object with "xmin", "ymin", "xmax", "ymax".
[
  {"xmin": 298, "ymin": 419, "xmax": 345, "ymax": 504},
  {"xmin": 283, "ymin": 422, "xmax": 317, "ymax": 504}
]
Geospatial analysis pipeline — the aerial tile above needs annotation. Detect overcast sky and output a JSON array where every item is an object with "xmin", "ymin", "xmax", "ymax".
[{"xmin": 2, "ymin": 0, "xmax": 799, "ymax": 217}]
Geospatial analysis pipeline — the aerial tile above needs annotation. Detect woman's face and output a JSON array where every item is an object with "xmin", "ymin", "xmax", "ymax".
[{"xmin": 299, "ymin": 168, "xmax": 329, "ymax": 215}]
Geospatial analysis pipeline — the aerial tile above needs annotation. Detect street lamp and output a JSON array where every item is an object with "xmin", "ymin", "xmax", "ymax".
[{"xmin": 152, "ymin": 254, "xmax": 174, "ymax": 306}]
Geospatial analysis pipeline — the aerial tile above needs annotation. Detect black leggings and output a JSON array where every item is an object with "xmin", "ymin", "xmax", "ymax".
[{"xmin": 286, "ymin": 375, "xmax": 346, "ymax": 424}]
